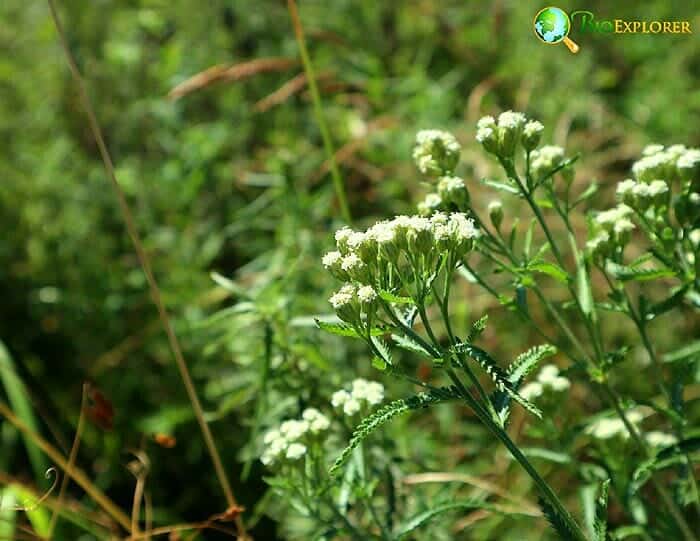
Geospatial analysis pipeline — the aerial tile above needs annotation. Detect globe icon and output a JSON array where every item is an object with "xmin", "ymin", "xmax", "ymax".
[{"xmin": 533, "ymin": 7, "xmax": 579, "ymax": 53}]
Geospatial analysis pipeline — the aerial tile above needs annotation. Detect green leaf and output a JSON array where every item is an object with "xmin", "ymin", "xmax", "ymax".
[
  {"xmin": 378, "ymin": 289, "xmax": 414, "ymax": 304},
  {"xmin": 594, "ymin": 479, "xmax": 611, "ymax": 541},
  {"xmin": 576, "ymin": 252, "xmax": 595, "ymax": 318},
  {"xmin": 572, "ymin": 182, "xmax": 599, "ymax": 208},
  {"xmin": 314, "ymin": 319, "xmax": 387, "ymax": 338},
  {"xmin": 391, "ymin": 333, "xmax": 435, "ymax": 358},
  {"xmin": 452, "ymin": 342, "xmax": 542, "ymax": 418},
  {"xmin": 605, "ymin": 262, "xmax": 675, "ymax": 282},
  {"xmin": 394, "ymin": 498, "xmax": 518, "ymax": 539},
  {"xmin": 466, "ymin": 315, "xmax": 488, "ymax": 342},
  {"xmin": 662, "ymin": 340, "xmax": 700, "ymax": 364},
  {"xmin": 0, "ymin": 488, "xmax": 16, "ymax": 540},
  {"xmin": 0, "ymin": 341, "xmax": 48, "ymax": 481},
  {"xmin": 508, "ymin": 344, "xmax": 557, "ymax": 386},
  {"xmin": 481, "ymin": 178, "xmax": 519, "ymax": 195},
  {"xmin": 371, "ymin": 336, "xmax": 393, "ymax": 366},
  {"xmin": 329, "ymin": 387, "xmax": 461, "ymax": 476},
  {"xmin": 523, "ymin": 219, "xmax": 536, "ymax": 259},
  {"xmin": 644, "ymin": 285, "xmax": 689, "ymax": 321},
  {"xmin": 522, "ymin": 447, "xmax": 571, "ymax": 464},
  {"xmin": 539, "ymin": 497, "xmax": 577, "ymax": 541},
  {"xmin": 528, "ymin": 262, "xmax": 570, "ymax": 284}
]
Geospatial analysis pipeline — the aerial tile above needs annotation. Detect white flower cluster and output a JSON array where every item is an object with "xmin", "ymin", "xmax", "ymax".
[
  {"xmin": 412, "ymin": 130, "xmax": 461, "ymax": 177},
  {"xmin": 519, "ymin": 364, "xmax": 571, "ymax": 401},
  {"xmin": 645, "ymin": 431, "xmax": 678, "ymax": 448},
  {"xmin": 587, "ymin": 204, "xmax": 636, "ymax": 258},
  {"xmin": 475, "ymin": 111, "xmax": 548, "ymax": 159},
  {"xmin": 261, "ymin": 408, "xmax": 330, "ymax": 466},
  {"xmin": 632, "ymin": 144, "xmax": 689, "ymax": 182},
  {"xmin": 530, "ymin": 145, "xmax": 572, "ymax": 182},
  {"xmin": 585, "ymin": 408, "xmax": 647, "ymax": 440},
  {"xmin": 331, "ymin": 378, "xmax": 385, "ymax": 416},
  {"xmin": 324, "ymin": 214, "xmax": 479, "ymax": 322},
  {"xmin": 616, "ymin": 178, "xmax": 669, "ymax": 211}
]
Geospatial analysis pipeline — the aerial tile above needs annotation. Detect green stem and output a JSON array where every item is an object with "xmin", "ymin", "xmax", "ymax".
[{"xmin": 287, "ymin": 0, "xmax": 352, "ymax": 224}]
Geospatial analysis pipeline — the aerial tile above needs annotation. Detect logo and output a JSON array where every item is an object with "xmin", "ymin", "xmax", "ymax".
[
  {"xmin": 534, "ymin": 7, "xmax": 580, "ymax": 53},
  {"xmin": 534, "ymin": 6, "xmax": 693, "ymax": 53}
]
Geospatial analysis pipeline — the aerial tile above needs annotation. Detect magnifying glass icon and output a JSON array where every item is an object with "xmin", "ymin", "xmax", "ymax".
[{"xmin": 534, "ymin": 6, "xmax": 580, "ymax": 53}]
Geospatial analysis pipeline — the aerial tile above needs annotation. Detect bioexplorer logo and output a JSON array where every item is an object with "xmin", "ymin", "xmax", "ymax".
[{"xmin": 533, "ymin": 6, "xmax": 693, "ymax": 54}]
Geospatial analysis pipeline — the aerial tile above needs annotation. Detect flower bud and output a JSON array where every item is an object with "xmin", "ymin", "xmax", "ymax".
[
  {"xmin": 688, "ymin": 229, "xmax": 700, "ymax": 248},
  {"xmin": 475, "ymin": 116, "xmax": 499, "ymax": 155},
  {"xmin": 521, "ymin": 120, "xmax": 544, "ymax": 152},
  {"xmin": 437, "ymin": 176, "xmax": 469, "ymax": 207},
  {"xmin": 413, "ymin": 130, "xmax": 461, "ymax": 177},
  {"xmin": 334, "ymin": 227, "xmax": 354, "ymax": 255},
  {"xmin": 417, "ymin": 193, "xmax": 443, "ymax": 216},
  {"xmin": 496, "ymin": 111, "xmax": 526, "ymax": 158},
  {"xmin": 677, "ymin": 149, "xmax": 700, "ymax": 182},
  {"xmin": 488, "ymin": 200, "xmax": 503, "ymax": 230},
  {"xmin": 329, "ymin": 284, "xmax": 359, "ymax": 323},
  {"xmin": 530, "ymin": 145, "xmax": 565, "ymax": 182},
  {"xmin": 322, "ymin": 250, "xmax": 349, "ymax": 281},
  {"xmin": 341, "ymin": 253, "xmax": 370, "ymax": 283},
  {"xmin": 406, "ymin": 217, "xmax": 434, "ymax": 255}
]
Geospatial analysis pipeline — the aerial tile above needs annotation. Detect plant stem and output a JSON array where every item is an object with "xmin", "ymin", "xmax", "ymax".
[
  {"xmin": 287, "ymin": 0, "xmax": 352, "ymax": 224},
  {"xmin": 46, "ymin": 3, "xmax": 247, "ymax": 537},
  {"xmin": 0, "ymin": 400, "xmax": 132, "ymax": 532}
]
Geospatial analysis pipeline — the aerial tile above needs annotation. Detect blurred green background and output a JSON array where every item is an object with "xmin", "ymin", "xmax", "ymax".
[{"xmin": 1, "ymin": 1, "xmax": 698, "ymax": 539}]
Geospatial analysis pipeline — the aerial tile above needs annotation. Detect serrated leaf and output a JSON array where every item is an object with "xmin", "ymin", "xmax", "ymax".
[
  {"xmin": 371, "ymin": 336, "xmax": 393, "ymax": 366},
  {"xmin": 529, "ymin": 262, "xmax": 570, "ymax": 284},
  {"xmin": 508, "ymin": 344, "xmax": 557, "ymax": 386},
  {"xmin": 378, "ymin": 289, "xmax": 414, "ymax": 304},
  {"xmin": 539, "ymin": 497, "xmax": 577, "ymax": 541},
  {"xmin": 329, "ymin": 387, "xmax": 461, "ymax": 476},
  {"xmin": 466, "ymin": 315, "xmax": 488, "ymax": 342},
  {"xmin": 605, "ymin": 262, "xmax": 675, "ymax": 282},
  {"xmin": 644, "ymin": 285, "xmax": 689, "ymax": 321},
  {"xmin": 452, "ymin": 342, "xmax": 542, "ymax": 418},
  {"xmin": 391, "ymin": 333, "xmax": 435, "ymax": 358},
  {"xmin": 394, "ymin": 498, "xmax": 518, "ymax": 539},
  {"xmin": 315, "ymin": 319, "xmax": 387, "ymax": 338},
  {"xmin": 594, "ymin": 479, "xmax": 610, "ymax": 541}
]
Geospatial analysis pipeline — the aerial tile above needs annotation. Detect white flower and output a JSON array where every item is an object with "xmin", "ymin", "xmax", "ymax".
[
  {"xmin": 645, "ymin": 431, "xmax": 678, "ymax": 448},
  {"xmin": 413, "ymin": 130, "xmax": 461, "ymax": 176},
  {"xmin": 595, "ymin": 205, "xmax": 633, "ymax": 229},
  {"xmin": 329, "ymin": 284, "xmax": 356, "ymax": 309},
  {"xmin": 279, "ymin": 419, "xmax": 309, "ymax": 441},
  {"xmin": 587, "ymin": 418, "xmax": 628, "ymax": 440},
  {"xmin": 351, "ymin": 379, "xmax": 384, "ymax": 405},
  {"xmin": 302, "ymin": 408, "xmax": 330, "ymax": 434},
  {"xmin": 418, "ymin": 193, "xmax": 443, "ymax": 215},
  {"xmin": 522, "ymin": 120, "xmax": 544, "ymax": 151},
  {"xmin": 335, "ymin": 227, "xmax": 354, "ymax": 253},
  {"xmin": 357, "ymin": 285, "xmax": 377, "ymax": 304},
  {"xmin": 647, "ymin": 180, "xmax": 669, "ymax": 196},
  {"xmin": 448, "ymin": 213, "xmax": 479, "ymax": 244},
  {"xmin": 331, "ymin": 389, "xmax": 351, "ymax": 408},
  {"xmin": 586, "ymin": 232, "xmax": 610, "ymax": 254},
  {"xmin": 477, "ymin": 116, "xmax": 496, "ymax": 130},
  {"xmin": 549, "ymin": 377, "xmax": 571, "ymax": 392},
  {"xmin": 519, "ymin": 382, "xmax": 543, "ymax": 401},
  {"xmin": 530, "ymin": 145, "xmax": 566, "ymax": 179},
  {"xmin": 341, "ymin": 253, "xmax": 363, "ymax": 273},
  {"xmin": 677, "ymin": 149, "xmax": 700, "ymax": 178},
  {"xmin": 688, "ymin": 229, "xmax": 700, "ymax": 247},
  {"xmin": 322, "ymin": 251, "xmax": 343, "ymax": 269},
  {"xmin": 616, "ymin": 178, "xmax": 637, "ymax": 200},
  {"xmin": 497, "ymin": 110, "xmax": 527, "ymax": 130},
  {"xmin": 537, "ymin": 365, "xmax": 560, "ymax": 384},
  {"xmin": 343, "ymin": 398, "xmax": 361, "ymax": 416},
  {"xmin": 642, "ymin": 144, "xmax": 664, "ymax": 156},
  {"xmin": 285, "ymin": 442, "xmax": 307, "ymax": 461},
  {"xmin": 613, "ymin": 218, "xmax": 635, "ymax": 236},
  {"xmin": 263, "ymin": 429, "xmax": 282, "ymax": 445}
]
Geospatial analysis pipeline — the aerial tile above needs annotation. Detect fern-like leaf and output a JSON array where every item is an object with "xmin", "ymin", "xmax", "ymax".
[
  {"xmin": 539, "ymin": 497, "xmax": 577, "ymax": 541},
  {"xmin": 452, "ymin": 342, "xmax": 542, "ymax": 418},
  {"xmin": 508, "ymin": 344, "xmax": 557, "ymax": 387},
  {"xmin": 467, "ymin": 315, "xmax": 489, "ymax": 342},
  {"xmin": 594, "ymin": 479, "xmax": 611, "ymax": 541},
  {"xmin": 329, "ymin": 386, "xmax": 461, "ymax": 476}
]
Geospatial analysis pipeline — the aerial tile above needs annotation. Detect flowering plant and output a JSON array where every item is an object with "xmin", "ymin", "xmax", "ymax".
[{"xmin": 260, "ymin": 112, "xmax": 700, "ymax": 541}]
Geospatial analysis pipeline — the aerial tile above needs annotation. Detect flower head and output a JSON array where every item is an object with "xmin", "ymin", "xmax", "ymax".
[{"xmin": 413, "ymin": 130, "xmax": 461, "ymax": 176}]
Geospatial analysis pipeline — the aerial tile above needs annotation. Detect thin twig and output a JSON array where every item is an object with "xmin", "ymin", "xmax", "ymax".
[
  {"xmin": 0, "ymin": 400, "xmax": 132, "ymax": 531},
  {"xmin": 45, "ymin": 2, "xmax": 248, "ymax": 538},
  {"xmin": 287, "ymin": 0, "xmax": 352, "ymax": 224},
  {"xmin": 47, "ymin": 383, "xmax": 88, "ymax": 537}
]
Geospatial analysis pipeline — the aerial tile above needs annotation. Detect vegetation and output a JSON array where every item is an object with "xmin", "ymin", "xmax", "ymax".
[{"xmin": 1, "ymin": 1, "xmax": 698, "ymax": 540}]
